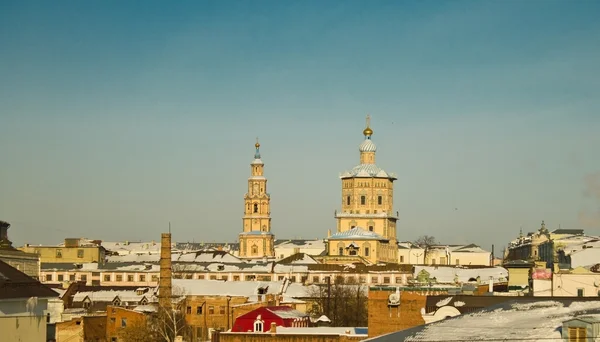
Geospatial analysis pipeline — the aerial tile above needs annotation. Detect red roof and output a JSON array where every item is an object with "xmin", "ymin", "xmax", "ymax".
[{"xmin": 232, "ymin": 306, "xmax": 309, "ymax": 332}]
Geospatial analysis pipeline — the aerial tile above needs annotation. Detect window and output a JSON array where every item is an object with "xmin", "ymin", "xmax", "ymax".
[
  {"xmin": 139, "ymin": 275, "xmax": 145, "ymax": 282},
  {"xmin": 121, "ymin": 318, "xmax": 127, "ymax": 327},
  {"xmin": 378, "ymin": 196, "xmax": 382, "ymax": 205},
  {"xmin": 186, "ymin": 306, "xmax": 191, "ymax": 314},
  {"xmin": 346, "ymin": 196, "xmax": 350, "ymax": 205},
  {"xmin": 116, "ymin": 275, "xmax": 123, "ymax": 282},
  {"xmin": 127, "ymin": 275, "xmax": 134, "ymax": 282},
  {"xmin": 233, "ymin": 275, "xmax": 240, "ymax": 281},
  {"xmin": 251, "ymin": 245, "xmax": 258, "ymax": 255},
  {"xmin": 196, "ymin": 306, "xmax": 203, "ymax": 314},
  {"xmin": 104, "ymin": 275, "xmax": 111, "ymax": 282},
  {"xmin": 56, "ymin": 249, "xmax": 62, "ymax": 258},
  {"xmin": 371, "ymin": 277, "xmax": 378, "ymax": 284},
  {"xmin": 455, "ymin": 259, "xmax": 460, "ymax": 265},
  {"xmin": 46, "ymin": 274, "xmax": 53, "ymax": 281},
  {"xmin": 219, "ymin": 306, "xmax": 225, "ymax": 315},
  {"xmin": 81, "ymin": 274, "xmax": 87, "ymax": 281},
  {"xmin": 110, "ymin": 317, "xmax": 116, "ymax": 324},
  {"xmin": 69, "ymin": 274, "xmax": 76, "ymax": 281},
  {"xmin": 568, "ymin": 327, "xmax": 586, "ymax": 341},
  {"xmin": 253, "ymin": 203, "xmax": 258, "ymax": 213},
  {"xmin": 77, "ymin": 249, "xmax": 84, "ymax": 258},
  {"xmin": 113, "ymin": 298, "xmax": 121, "ymax": 306},
  {"xmin": 151, "ymin": 275, "xmax": 159, "ymax": 282},
  {"xmin": 312, "ymin": 276, "xmax": 319, "ymax": 283},
  {"xmin": 395, "ymin": 277, "xmax": 402, "ymax": 284},
  {"xmin": 383, "ymin": 277, "xmax": 390, "ymax": 284},
  {"xmin": 365, "ymin": 248, "xmax": 370, "ymax": 257},
  {"xmin": 349, "ymin": 249, "xmax": 357, "ymax": 256},
  {"xmin": 360, "ymin": 196, "xmax": 366, "ymax": 205},
  {"xmin": 440, "ymin": 257, "xmax": 446, "ymax": 265},
  {"xmin": 210, "ymin": 275, "xmax": 217, "ymax": 280},
  {"xmin": 208, "ymin": 306, "xmax": 214, "ymax": 315},
  {"xmin": 254, "ymin": 320, "xmax": 264, "ymax": 332},
  {"xmin": 185, "ymin": 274, "xmax": 193, "ymax": 279},
  {"xmin": 338, "ymin": 247, "xmax": 343, "ymax": 256},
  {"xmin": 577, "ymin": 288, "xmax": 584, "ymax": 297},
  {"xmin": 58, "ymin": 274, "xmax": 64, "ymax": 281},
  {"xmin": 359, "ymin": 276, "xmax": 366, "ymax": 283},
  {"xmin": 400, "ymin": 255, "xmax": 404, "ymax": 263},
  {"xmin": 368, "ymin": 226, "xmax": 374, "ymax": 232}
]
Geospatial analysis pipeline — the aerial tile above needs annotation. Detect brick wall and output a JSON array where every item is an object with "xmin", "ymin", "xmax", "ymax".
[{"xmin": 368, "ymin": 289, "xmax": 447, "ymax": 338}]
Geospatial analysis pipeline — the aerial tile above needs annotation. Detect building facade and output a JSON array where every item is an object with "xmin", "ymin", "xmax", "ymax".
[
  {"xmin": 327, "ymin": 116, "xmax": 398, "ymax": 263},
  {"xmin": 20, "ymin": 238, "xmax": 106, "ymax": 265},
  {"xmin": 239, "ymin": 139, "xmax": 275, "ymax": 259}
]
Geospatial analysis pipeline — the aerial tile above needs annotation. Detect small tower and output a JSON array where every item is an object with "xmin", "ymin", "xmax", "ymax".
[{"xmin": 239, "ymin": 139, "xmax": 275, "ymax": 259}]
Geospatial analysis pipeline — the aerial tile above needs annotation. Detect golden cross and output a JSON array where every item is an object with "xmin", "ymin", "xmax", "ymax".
[{"xmin": 366, "ymin": 114, "xmax": 371, "ymax": 128}]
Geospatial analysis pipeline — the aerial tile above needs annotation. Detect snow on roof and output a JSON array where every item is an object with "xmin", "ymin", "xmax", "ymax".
[
  {"xmin": 275, "ymin": 239, "xmax": 326, "ymax": 250},
  {"xmin": 369, "ymin": 301, "xmax": 600, "ymax": 341},
  {"xmin": 73, "ymin": 289, "xmax": 155, "ymax": 303},
  {"xmin": 173, "ymin": 279, "xmax": 312, "ymax": 298},
  {"xmin": 340, "ymin": 163, "xmax": 397, "ymax": 180},
  {"xmin": 414, "ymin": 266, "xmax": 508, "ymax": 283},
  {"xmin": 52, "ymin": 288, "xmax": 66, "ymax": 298},
  {"xmin": 266, "ymin": 306, "xmax": 308, "ymax": 319},
  {"xmin": 133, "ymin": 304, "xmax": 158, "ymax": 313},
  {"xmin": 274, "ymin": 327, "xmax": 367, "ymax": 336},
  {"xmin": 328, "ymin": 227, "xmax": 387, "ymax": 241},
  {"xmin": 102, "ymin": 241, "xmax": 161, "ymax": 255},
  {"xmin": 107, "ymin": 254, "xmax": 160, "ymax": 263}
]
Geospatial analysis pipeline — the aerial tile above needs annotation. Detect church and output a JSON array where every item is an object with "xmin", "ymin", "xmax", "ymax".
[{"xmin": 325, "ymin": 116, "xmax": 399, "ymax": 264}]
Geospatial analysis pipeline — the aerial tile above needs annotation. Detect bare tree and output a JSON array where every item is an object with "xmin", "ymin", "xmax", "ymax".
[
  {"xmin": 118, "ymin": 286, "xmax": 191, "ymax": 342},
  {"xmin": 307, "ymin": 277, "xmax": 367, "ymax": 327},
  {"xmin": 414, "ymin": 235, "xmax": 437, "ymax": 264}
]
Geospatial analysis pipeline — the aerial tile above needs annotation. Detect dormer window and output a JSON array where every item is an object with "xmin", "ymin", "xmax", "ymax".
[
  {"xmin": 140, "ymin": 297, "xmax": 148, "ymax": 305},
  {"xmin": 112, "ymin": 297, "xmax": 121, "ymax": 306},
  {"xmin": 217, "ymin": 265, "xmax": 225, "ymax": 271},
  {"xmin": 257, "ymin": 287, "xmax": 267, "ymax": 295},
  {"xmin": 253, "ymin": 315, "xmax": 264, "ymax": 332}
]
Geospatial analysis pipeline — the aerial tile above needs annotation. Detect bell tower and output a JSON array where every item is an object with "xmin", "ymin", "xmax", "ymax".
[{"xmin": 239, "ymin": 139, "xmax": 275, "ymax": 258}]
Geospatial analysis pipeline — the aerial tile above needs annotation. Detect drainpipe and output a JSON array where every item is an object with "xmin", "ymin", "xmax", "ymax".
[{"xmin": 226, "ymin": 296, "xmax": 231, "ymax": 331}]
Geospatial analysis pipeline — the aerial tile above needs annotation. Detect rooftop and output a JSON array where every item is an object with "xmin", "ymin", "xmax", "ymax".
[
  {"xmin": 328, "ymin": 227, "xmax": 388, "ymax": 241},
  {"xmin": 0, "ymin": 259, "xmax": 58, "ymax": 300}
]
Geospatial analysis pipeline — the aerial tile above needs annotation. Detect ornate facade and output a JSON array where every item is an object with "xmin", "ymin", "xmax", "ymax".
[
  {"xmin": 239, "ymin": 140, "xmax": 275, "ymax": 258},
  {"xmin": 327, "ymin": 116, "xmax": 399, "ymax": 263}
]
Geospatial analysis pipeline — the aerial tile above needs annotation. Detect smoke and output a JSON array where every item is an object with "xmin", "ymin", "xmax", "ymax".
[{"xmin": 579, "ymin": 172, "xmax": 600, "ymax": 228}]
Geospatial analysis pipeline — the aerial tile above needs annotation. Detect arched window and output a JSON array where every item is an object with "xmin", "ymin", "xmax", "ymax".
[
  {"xmin": 251, "ymin": 245, "xmax": 258, "ymax": 255},
  {"xmin": 254, "ymin": 318, "xmax": 264, "ymax": 332},
  {"xmin": 365, "ymin": 248, "xmax": 370, "ymax": 257},
  {"xmin": 338, "ymin": 247, "xmax": 343, "ymax": 256},
  {"xmin": 360, "ymin": 196, "xmax": 366, "ymax": 205},
  {"xmin": 253, "ymin": 203, "xmax": 258, "ymax": 213},
  {"xmin": 346, "ymin": 196, "xmax": 350, "ymax": 205}
]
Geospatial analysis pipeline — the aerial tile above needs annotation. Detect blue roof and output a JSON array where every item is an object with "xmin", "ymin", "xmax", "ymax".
[{"xmin": 328, "ymin": 227, "xmax": 387, "ymax": 241}]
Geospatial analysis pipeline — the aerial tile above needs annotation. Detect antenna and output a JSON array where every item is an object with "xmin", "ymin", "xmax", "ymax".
[{"xmin": 169, "ymin": 222, "xmax": 171, "ymax": 234}]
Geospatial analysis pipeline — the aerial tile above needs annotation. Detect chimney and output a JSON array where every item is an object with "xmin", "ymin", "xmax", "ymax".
[
  {"xmin": 488, "ymin": 276, "xmax": 493, "ymax": 293},
  {"xmin": 159, "ymin": 233, "xmax": 172, "ymax": 309},
  {"xmin": 270, "ymin": 322, "xmax": 277, "ymax": 334}
]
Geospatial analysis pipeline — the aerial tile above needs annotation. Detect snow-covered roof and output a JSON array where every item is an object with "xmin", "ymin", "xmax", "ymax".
[
  {"xmin": 328, "ymin": 227, "xmax": 388, "ymax": 241},
  {"xmin": 340, "ymin": 163, "xmax": 397, "ymax": 180},
  {"xmin": 173, "ymin": 279, "xmax": 313, "ymax": 299},
  {"xmin": 133, "ymin": 304, "xmax": 157, "ymax": 313},
  {"xmin": 275, "ymin": 239, "xmax": 326, "ymax": 250},
  {"xmin": 414, "ymin": 266, "xmax": 508, "ymax": 284},
  {"xmin": 102, "ymin": 241, "xmax": 161, "ymax": 255},
  {"xmin": 73, "ymin": 289, "xmax": 155, "ymax": 303},
  {"xmin": 359, "ymin": 138, "xmax": 377, "ymax": 152},
  {"xmin": 368, "ymin": 301, "xmax": 600, "ymax": 341},
  {"xmin": 266, "ymin": 306, "xmax": 308, "ymax": 319},
  {"xmin": 274, "ymin": 327, "xmax": 367, "ymax": 336}
]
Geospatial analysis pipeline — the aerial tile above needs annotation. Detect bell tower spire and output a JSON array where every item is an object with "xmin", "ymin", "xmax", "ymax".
[{"xmin": 240, "ymin": 139, "xmax": 275, "ymax": 259}]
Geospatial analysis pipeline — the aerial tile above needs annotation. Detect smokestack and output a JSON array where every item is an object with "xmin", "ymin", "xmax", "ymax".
[{"xmin": 159, "ymin": 232, "xmax": 172, "ymax": 308}]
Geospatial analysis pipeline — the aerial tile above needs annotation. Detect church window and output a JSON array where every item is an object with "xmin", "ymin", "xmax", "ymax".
[
  {"xmin": 349, "ymin": 249, "xmax": 357, "ymax": 256},
  {"xmin": 253, "ymin": 203, "xmax": 258, "ymax": 213},
  {"xmin": 251, "ymin": 245, "xmax": 258, "ymax": 255},
  {"xmin": 346, "ymin": 196, "xmax": 350, "ymax": 205},
  {"xmin": 365, "ymin": 248, "xmax": 370, "ymax": 257},
  {"xmin": 369, "ymin": 226, "xmax": 373, "ymax": 232},
  {"xmin": 378, "ymin": 196, "xmax": 382, "ymax": 205},
  {"xmin": 338, "ymin": 247, "xmax": 343, "ymax": 256},
  {"xmin": 360, "ymin": 196, "xmax": 366, "ymax": 205}
]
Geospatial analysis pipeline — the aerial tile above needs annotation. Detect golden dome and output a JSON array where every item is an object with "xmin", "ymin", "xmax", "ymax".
[{"xmin": 363, "ymin": 127, "xmax": 373, "ymax": 136}]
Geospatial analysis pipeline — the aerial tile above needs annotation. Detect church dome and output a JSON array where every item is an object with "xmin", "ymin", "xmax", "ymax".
[{"xmin": 359, "ymin": 138, "xmax": 377, "ymax": 153}]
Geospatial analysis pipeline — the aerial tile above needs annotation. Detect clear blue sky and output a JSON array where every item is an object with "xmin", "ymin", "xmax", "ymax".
[{"xmin": 1, "ymin": 0, "xmax": 599, "ymax": 253}]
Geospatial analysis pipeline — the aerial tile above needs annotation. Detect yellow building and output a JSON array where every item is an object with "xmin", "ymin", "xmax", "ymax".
[
  {"xmin": 20, "ymin": 238, "xmax": 105, "ymax": 264},
  {"xmin": 326, "ymin": 116, "xmax": 398, "ymax": 264},
  {"xmin": 239, "ymin": 139, "xmax": 275, "ymax": 259}
]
